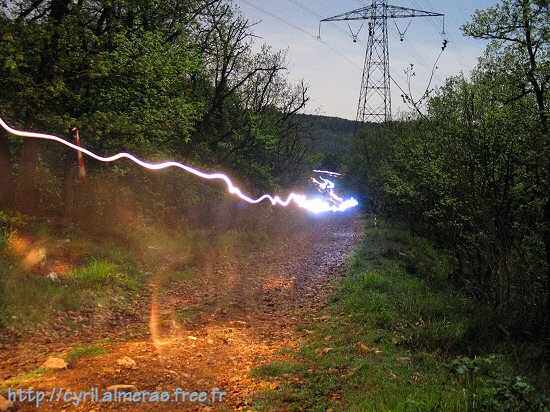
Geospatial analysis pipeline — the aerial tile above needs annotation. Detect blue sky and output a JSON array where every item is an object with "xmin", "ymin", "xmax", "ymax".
[{"xmin": 233, "ymin": 0, "xmax": 499, "ymax": 120}]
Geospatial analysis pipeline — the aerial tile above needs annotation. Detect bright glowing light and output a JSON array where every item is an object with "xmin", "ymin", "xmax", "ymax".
[
  {"xmin": 313, "ymin": 170, "xmax": 343, "ymax": 177},
  {"xmin": 309, "ymin": 174, "xmax": 357, "ymax": 212},
  {"xmin": 311, "ymin": 176, "xmax": 336, "ymax": 191},
  {"xmin": 0, "ymin": 117, "xmax": 358, "ymax": 213},
  {"xmin": 298, "ymin": 196, "xmax": 358, "ymax": 214}
]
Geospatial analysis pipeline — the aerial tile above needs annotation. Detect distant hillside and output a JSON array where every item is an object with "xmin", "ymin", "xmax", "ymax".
[{"xmin": 295, "ymin": 113, "xmax": 358, "ymax": 157}]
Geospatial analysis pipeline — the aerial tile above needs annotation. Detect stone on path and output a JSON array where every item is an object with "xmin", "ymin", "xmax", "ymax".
[
  {"xmin": 0, "ymin": 395, "xmax": 14, "ymax": 412},
  {"xmin": 41, "ymin": 357, "xmax": 67, "ymax": 369},
  {"xmin": 106, "ymin": 385, "xmax": 138, "ymax": 392},
  {"xmin": 116, "ymin": 356, "xmax": 136, "ymax": 367}
]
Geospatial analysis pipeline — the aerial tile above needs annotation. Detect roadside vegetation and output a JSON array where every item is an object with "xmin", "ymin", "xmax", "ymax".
[
  {"xmin": 346, "ymin": 0, "xmax": 550, "ymax": 383},
  {"xmin": 253, "ymin": 218, "xmax": 549, "ymax": 411},
  {"xmin": 0, "ymin": 0, "xmax": 316, "ymax": 248}
]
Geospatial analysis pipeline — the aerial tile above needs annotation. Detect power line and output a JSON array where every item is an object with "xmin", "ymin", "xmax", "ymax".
[
  {"xmin": 321, "ymin": 0, "xmax": 445, "ymax": 123},
  {"xmin": 289, "ymin": 0, "xmax": 371, "ymax": 51},
  {"xmin": 288, "ymin": 0, "xmax": 435, "ymax": 101},
  {"xmin": 238, "ymin": 0, "xmax": 363, "ymax": 71},
  {"xmin": 388, "ymin": 25, "xmax": 446, "ymax": 85},
  {"xmin": 409, "ymin": 0, "xmax": 469, "ymax": 72},
  {"xmin": 453, "ymin": 1, "xmax": 469, "ymax": 25},
  {"xmin": 292, "ymin": 0, "xmax": 436, "ymax": 74},
  {"xmin": 423, "ymin": 0, "xmax": 470, "ymax": 67},
  {"xmin": 237, "ymin": 0, "xmax": 431, "ymax": 118}
]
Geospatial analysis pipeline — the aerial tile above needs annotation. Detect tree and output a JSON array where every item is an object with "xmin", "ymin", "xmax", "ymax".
[{"xmin": 463, "ymin": 0, "xmax": 550, "ymax": 367}]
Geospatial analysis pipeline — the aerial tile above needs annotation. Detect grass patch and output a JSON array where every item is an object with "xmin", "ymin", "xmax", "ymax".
[
  {"xmin": 0, "ymin": 263, "xmax": 83, "ymax": 325},
  {"xmin": 0, "ymin": 368, "xmax": 48, "ymax": 393},
  {"xmin": 66, "ymin": 345, "xmax": 108, "ymax": 364},
  {"xmin": 252, "ymin": 218, "xmax": 549, "ymax": 411},
  {"xmin": 72, "ymin": 259, "xmax": 118, "ymax": 283},
  {"xmin": 252, "ymin": 360, "xmax": 305, "ymax": 379},
  {"xmin": 71, "ymin": 258, "xmax": 142, "ymax": 290},
  {"xmin": 0, "ymin": 255, "xmax": 144, "ymax": 328},
  {"xmin": 176, "ymin": 305, "xmax": 204, "ymax": 320}
]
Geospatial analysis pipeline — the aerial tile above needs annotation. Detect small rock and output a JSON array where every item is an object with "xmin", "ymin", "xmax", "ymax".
[
  {"xmin": 47, "ymin": 272, "xmax": 60, "ymax": 282},
  {"xmin": 0, "ymin": 395, "xmax": 14, "ymax": 411},
  {"xmin": 397, "ymin": 357, "xmax": 412, "ymax": 365},
  {"xmin": 188, "ymin": 336, "xmax": 198, "ymax": 341},
  {"xmin": 41, "ymin": 357, "xmax": 67, "ymax": 369},
  {"xmin": 116, "ymin": 356, "xmax": 136, "ymax": 367},
  {"xmin": 106, "ymin": 385, "xmax": 138, "ymax": 392}
]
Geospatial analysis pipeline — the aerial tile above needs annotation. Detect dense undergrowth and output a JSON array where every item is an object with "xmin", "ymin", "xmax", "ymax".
[{"xmin": 252, "ymin": 217, "xmax": 549, "ymax": 411}]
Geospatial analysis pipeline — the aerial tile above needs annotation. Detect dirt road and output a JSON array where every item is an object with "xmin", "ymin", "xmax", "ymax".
[{"xmin": 1, "ymin": 214, "xmax": 362, "ymax": 411}]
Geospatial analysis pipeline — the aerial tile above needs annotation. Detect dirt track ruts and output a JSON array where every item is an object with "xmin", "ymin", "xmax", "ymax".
[{"xmin": 2, "ymin": 214, "xmax": 363, "ymax": 411}]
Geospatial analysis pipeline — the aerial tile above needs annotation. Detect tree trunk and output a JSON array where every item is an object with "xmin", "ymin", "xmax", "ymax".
[
  {"xmin": 541, "ymin": 193, "xmax": 550, "ymax": 377},
  {"xmin": 0, "ymin": 133, "xmax": 12, "ymax": 207},
  {"xmin": 62, "ymin": 150, "xmax": 78, "ymax": 221},
  {"xmin": 15, "ymin": 139, "xmax": 40, "ymax": 214}
]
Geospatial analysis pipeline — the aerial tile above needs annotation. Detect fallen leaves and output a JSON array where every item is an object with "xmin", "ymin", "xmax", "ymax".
[
  {"xmin": 355, "ymin": 342, "xmax": 382, "ymax": 356},
  {"xmin": 0, "ymin": 394, "xmax": 14, "ymax": 412},
  {"xmin": 315, "ymin": 347, "xmax": 334, "ymax": 356},
  {"xmin": 356, "ymin": 342, "xmax": 369, "ymax": 354}
]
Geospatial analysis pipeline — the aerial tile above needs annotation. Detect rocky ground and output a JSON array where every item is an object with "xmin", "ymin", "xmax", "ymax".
[{"xmin": 0, "ymin": 214, "xmax": 363, "ymax": 411}]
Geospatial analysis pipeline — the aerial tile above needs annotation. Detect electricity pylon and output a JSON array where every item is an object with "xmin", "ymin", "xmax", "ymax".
[{"xmin": 321, "ymin": 1, "xmax": 444, "ymax": 124}]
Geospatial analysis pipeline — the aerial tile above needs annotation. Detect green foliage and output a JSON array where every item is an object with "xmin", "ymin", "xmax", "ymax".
[
  {"xmin": 66, "ymin": 345, "xmax": 108, "ymax": 364},
  {"xmin": 295, "ymin": 113, "xmax": 358, "ymax": 170},
  {"xmin": 0, "ymin": 0, "xmax": 314, "ymax": 225},
  {"xmin": 253, "ymin": 220, "xmax": 549, "ymax": 411},
  {"xmin": 346, "ymin": 0, "xmax": 550, "ymax": 343}
]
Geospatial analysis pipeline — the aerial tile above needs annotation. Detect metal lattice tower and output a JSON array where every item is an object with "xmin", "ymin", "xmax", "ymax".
[{"xmin": 321, "ymin": 1, "xmax": 443, "ymax": 124}]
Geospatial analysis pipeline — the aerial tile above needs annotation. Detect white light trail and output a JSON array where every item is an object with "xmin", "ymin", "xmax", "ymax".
[{"xmin": 0, "ymin": 117, "xmax": 358, "ymax": 213}]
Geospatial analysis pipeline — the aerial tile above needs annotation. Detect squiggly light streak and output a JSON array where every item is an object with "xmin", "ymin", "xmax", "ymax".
[
  {"xmin": 311, "ymin": 176, "xmax": 334, "ymax": 191},
  {"xmin": 0, "ymin": 117, "xmax": 358, "ymax": 213},
  {"xmin": 313, "ymin": 170, "xmax": 342, "ymax": 177},
  {"xmin": 310, "ymin": 174, "xmax": 355, "ymax": 212}
]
